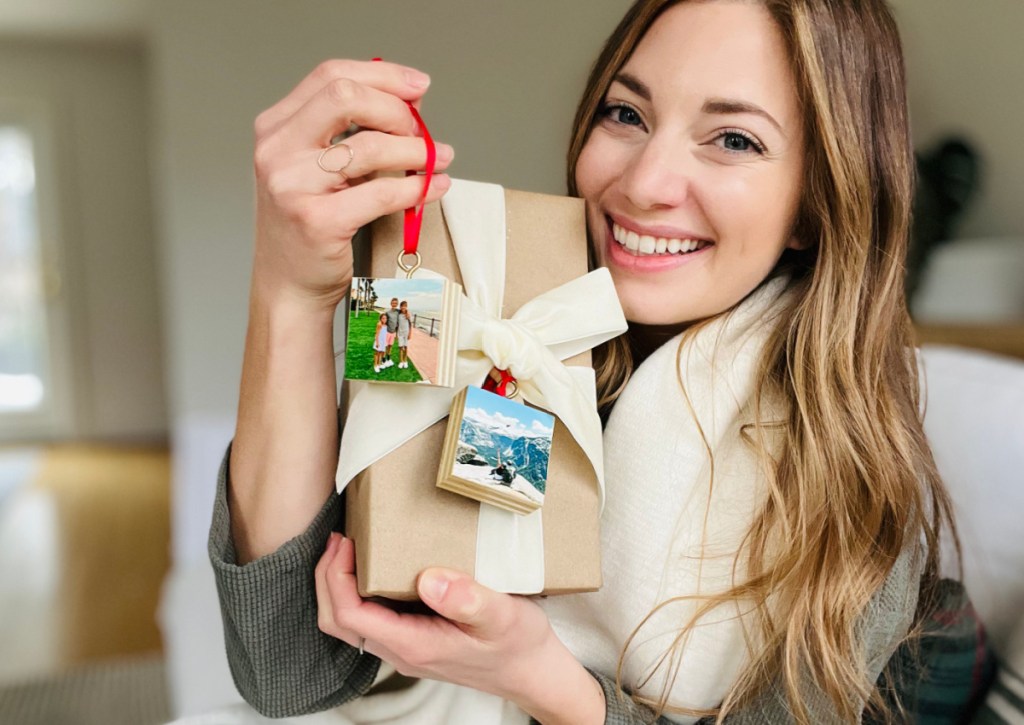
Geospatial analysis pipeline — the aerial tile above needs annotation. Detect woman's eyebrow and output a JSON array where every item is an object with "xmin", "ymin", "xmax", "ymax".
[
  {"xmin": 702, "ymin": 98, "xmax": 784, "ymax": 136},
  {"xmin": 611, "ymin": 72, "xmax": 651, "ymax": 101}
]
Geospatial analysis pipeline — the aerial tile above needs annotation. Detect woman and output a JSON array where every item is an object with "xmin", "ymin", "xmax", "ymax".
[{"xmin": 214, "ymin": 0, "xmax": 960, "ymax": 722}]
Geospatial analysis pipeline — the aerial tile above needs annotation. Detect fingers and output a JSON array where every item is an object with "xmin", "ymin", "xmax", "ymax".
[
  {"xmin": 280, "ymin": 79, "xmax": 425, "ymax": 153},
  {"xmin": 332, "ymin": 132, "xmax": 454, "ymax": 181},
  {"xmin": 315, "ymin": 533, "xmax": 363, "ymax": 648},
  {"xmin": 318, "ymin": 173, "xmax": 452, "ymax": 241},
  {"xmin": 267, "ymin": 134, "xmax": 454, "ymax": 197},
  {"xmin": 319, "ymin": 542, "xmax": 459, "ymax": 649},
  {"xmin": 417, "ymin": 568, "xmax": 516, "ymax": 636},
  {"xmin": 256, "ymin": 59, "xmax": 430, "ymax": 142}
]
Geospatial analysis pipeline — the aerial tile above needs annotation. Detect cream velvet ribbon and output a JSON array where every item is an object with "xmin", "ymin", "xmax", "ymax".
[{"xmin": 336, "ymin": 179, "xmax": 627, "ymax": 593}]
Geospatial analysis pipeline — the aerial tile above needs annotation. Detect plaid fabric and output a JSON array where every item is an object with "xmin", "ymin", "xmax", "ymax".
[{"xmin": 874, "ymin": 579, "xmax": 996, "ymax": 724}]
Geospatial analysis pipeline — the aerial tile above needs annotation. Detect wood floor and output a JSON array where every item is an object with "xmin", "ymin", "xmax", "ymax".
[{"xmin": 0, "ymin": 444, "xmax": 170, "ymax": 680}]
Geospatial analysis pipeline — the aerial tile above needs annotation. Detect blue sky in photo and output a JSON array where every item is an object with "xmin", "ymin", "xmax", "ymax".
[
  {"xmin": 368, "ymin": 277, "xmax": 444, "ymax": 315},
  {"xmin": 463, "ymin": 385, "xmax": 554, "ymax": 440}
]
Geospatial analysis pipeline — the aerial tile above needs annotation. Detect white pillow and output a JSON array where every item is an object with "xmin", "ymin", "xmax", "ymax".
[{"xmin": 920, "ymin": 345, "xmax": 1024, "ymax": 653}]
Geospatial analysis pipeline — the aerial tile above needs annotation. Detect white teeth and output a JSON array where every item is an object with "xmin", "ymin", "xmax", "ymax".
[{"xmin": 611, "ymin": 221, "xmax": 708, "ymax": 256}]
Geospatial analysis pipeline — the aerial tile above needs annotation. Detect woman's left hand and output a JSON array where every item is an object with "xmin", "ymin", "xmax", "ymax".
[{"xmin": 315, "ymin": 533, "xmax": 605, "ymax": 724}]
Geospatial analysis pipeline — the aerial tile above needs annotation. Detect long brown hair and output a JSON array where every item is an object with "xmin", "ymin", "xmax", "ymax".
[{"xmin": 569, "ymin": 1, "xmax": 957, "ymax": 721}]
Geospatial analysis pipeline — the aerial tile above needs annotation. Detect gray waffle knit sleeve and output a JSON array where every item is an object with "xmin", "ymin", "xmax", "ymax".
[
  {"xmin": 573, "ymin": 545, "xmax": 919, "ymax": 724},
  {"xmin": 208, "ymin": 445, "xmax": 381, "ymax": 717}
]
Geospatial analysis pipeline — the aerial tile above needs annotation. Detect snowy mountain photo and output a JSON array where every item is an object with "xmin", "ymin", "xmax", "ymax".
[{"xmin": 452, "ymin": 386, "xmax": 554, "ymax": 501}]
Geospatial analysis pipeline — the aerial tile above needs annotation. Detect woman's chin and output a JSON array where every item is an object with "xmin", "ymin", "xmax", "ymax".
[{"xmin": 620, "ymin": 297, "xmax": 698, "ymax": 328}]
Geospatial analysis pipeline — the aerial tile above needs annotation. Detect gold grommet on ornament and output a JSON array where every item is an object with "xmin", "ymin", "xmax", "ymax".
[
  {"xmin": 503, "ymin": 379, "xmax": 519, "ymax": 399},
  {"xmin": 397, "ymin": 250, "xmax": 422, "ymax": 279}
]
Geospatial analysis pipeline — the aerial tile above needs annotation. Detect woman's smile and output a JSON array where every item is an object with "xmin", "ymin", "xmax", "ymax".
[{"xmin": 602, "ymin": 213, "xmax": 714, "ymax": 273}]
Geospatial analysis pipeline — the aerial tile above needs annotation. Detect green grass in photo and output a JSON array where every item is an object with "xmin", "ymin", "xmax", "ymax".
[{"xmin": 345, "ymin": 310, "xmax": 424, "ymax": 383}]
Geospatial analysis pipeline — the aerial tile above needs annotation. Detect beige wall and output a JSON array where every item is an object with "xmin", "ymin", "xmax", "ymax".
[
  {"xmin": 892, "ymin": 0, "xmax": 1024, "ymax": 239},
  {"xmin": 0, "ymin": 39, "xmax": 167, "ymax": 441}
]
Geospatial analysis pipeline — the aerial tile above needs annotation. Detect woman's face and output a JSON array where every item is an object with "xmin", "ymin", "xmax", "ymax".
[{"xmin": 577, "ymin": 0, "xmax": 806, "ymax": 326}]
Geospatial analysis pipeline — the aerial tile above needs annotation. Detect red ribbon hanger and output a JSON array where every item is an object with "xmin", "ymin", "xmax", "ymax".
[
  {"xmin": 372, "ymin": 57, "xmax": 436, "ymax": 257},
  {"xmin": 374, "ymin": 59, "xmax": 513, "ymax": 395}
]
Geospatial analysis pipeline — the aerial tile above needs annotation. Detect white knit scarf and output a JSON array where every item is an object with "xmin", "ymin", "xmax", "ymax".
[
  {"xmin": 182, "ymin": 276, "xmax": 793, "ymax": 725},
  {"xmin": 540, "ymin": 274, "xmax": 792, "ymax": 723}
]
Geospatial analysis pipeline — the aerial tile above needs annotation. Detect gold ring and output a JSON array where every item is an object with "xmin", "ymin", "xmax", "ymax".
[
  {"xmin": 317, "ymin": 142, "xmax": 355, "ymax": 176},
  {"xmin": 503, "ymin": 380, "xmax": 519, "ymax": 399}
]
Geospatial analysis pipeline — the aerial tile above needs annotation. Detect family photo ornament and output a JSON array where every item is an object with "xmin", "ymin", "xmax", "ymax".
[{"xmin": 345, "ymin": 276, "xmax": 462, "ymax": 387}]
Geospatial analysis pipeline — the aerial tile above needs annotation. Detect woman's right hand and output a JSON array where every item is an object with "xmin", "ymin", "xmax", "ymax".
[
  {"xmin": 250, "ymin": 59, "xmax": 454, "ymax": 313},
  {"xmin": 230, "ymin": 61, "xmax": 452, "ymax": 563}
]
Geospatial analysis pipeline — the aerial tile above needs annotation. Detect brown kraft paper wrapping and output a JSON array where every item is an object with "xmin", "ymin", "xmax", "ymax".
[{"xmin": 343, "ymin": 188, "xmax": 603, "ymax": 600}]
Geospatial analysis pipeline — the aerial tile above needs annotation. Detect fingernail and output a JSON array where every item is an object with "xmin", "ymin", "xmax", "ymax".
[
  {"xmin": 405, "ymin": 70, "xmax": 431, "ymax": 89},
  {"xmin": 419, "ymin": 571, "xmax": 450, "ymax": 603},
  {"xmin": 437, "ymin": 143, "xmax": 454, "ymax": 162},
  {"xmin": 327, "ymin": 532, "xmax": 341, "ymax": 552}
]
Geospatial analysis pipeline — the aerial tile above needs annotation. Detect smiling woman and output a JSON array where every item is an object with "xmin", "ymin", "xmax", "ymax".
[{"xmin": 208, "ymin": 1, "xmax": 970, "ymax": 724}]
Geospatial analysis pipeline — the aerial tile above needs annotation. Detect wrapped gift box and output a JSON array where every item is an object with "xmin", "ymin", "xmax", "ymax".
[{"xmin": 340, "ymin": 181, "xmax": 618, "ymax": 600}]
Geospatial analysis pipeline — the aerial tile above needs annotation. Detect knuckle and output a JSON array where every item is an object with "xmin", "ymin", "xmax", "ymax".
[
  {"xmin": 325, "ymin": 77, "xmax": 358, "ymax": 107},
  {"xmin": 253, "ymin": 110, "xmax": 273, "ymax": 140},
  {"xmin": 274, "ymin": 195, "xmax": 312, "ymax": 229},
  {"xmin": 252, "ymin": 140, "xmax": 276, "ymax": 180},
  {"xmin": 314, "ymin": 59, "xmax": 352, "ymax": 84},
  {"xmin": 316, "ymin": 611, "xmax": 333, "ymax": 635},
  {"xmin": 355, "ymin": 132, "xmax": 380, "ymax": 162},
  {"xmin": 402, "ymin": 646, "xmax": 431, "ymax": 670},
  {"xmin": 331, "ymin": 603, "xmax": 351, "ymax": 628},
  {"xmin": 263, "ymin": 169, "xmax": 290, "ymax": 200},
  {"xmin": 499, "ymin": 604, "xmax": 523, "ymax": 636},
  {"xmin": 373, "ymin": 181, "xmax": 401, "ymax": 210}
]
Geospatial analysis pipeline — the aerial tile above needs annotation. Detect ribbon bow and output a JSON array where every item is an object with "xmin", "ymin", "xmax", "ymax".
[{"xmin": 336, "ymin": 180, "xmax": 627, "ymax": 511}]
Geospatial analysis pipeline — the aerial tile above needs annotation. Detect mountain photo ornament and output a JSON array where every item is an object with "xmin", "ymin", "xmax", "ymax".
[{"xmin": 437, "ymin": 385, "xmax": 554, "ymax": 515}]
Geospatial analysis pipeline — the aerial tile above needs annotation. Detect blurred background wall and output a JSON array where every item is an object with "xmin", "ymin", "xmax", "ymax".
[
  {"xmin": 0, "ymin": 0, "xmax": 1022, "ymax": 721},
  {"xmin": 894, "ymin": 0, "xmax": 1024, "ymax": 240}
]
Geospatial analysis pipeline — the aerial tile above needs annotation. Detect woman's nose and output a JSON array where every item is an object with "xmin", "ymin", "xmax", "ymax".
[{"xmin": 618, "ymin": 137, "xmax": 691, "ymax": 211}]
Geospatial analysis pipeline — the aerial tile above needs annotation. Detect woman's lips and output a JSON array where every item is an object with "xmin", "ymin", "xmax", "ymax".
[{"xmin": 603, "ymin": 216, "xmax": 713, "ymax": 272}]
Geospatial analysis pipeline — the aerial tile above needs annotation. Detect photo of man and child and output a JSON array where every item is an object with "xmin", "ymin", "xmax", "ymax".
[{"xmin": 345, "ymin": 277, "xmax": 445, "ymax": 385}]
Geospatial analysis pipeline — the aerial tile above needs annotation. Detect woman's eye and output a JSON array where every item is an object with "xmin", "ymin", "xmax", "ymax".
[
  {"xmin": 717, "ymin": 131, "xmax": 764, "ymax": 154},
  {"xmin": 600, "ymin": 103, "xmax": 644, "ymax": 128}
]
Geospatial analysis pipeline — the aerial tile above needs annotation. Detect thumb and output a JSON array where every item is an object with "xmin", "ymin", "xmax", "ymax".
[{"xmin": 418, "ymin": 568, "xmax": 506, "ymax": 632}]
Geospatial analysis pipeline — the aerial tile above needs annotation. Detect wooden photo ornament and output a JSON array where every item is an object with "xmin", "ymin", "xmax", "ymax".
[
  {"xmin": 345, "ymin": 276, "xmax": 461, "ymax": 387},
  {"xmin": 437, "ymin": 385, "xmax": 554, "ymax": 515}
]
